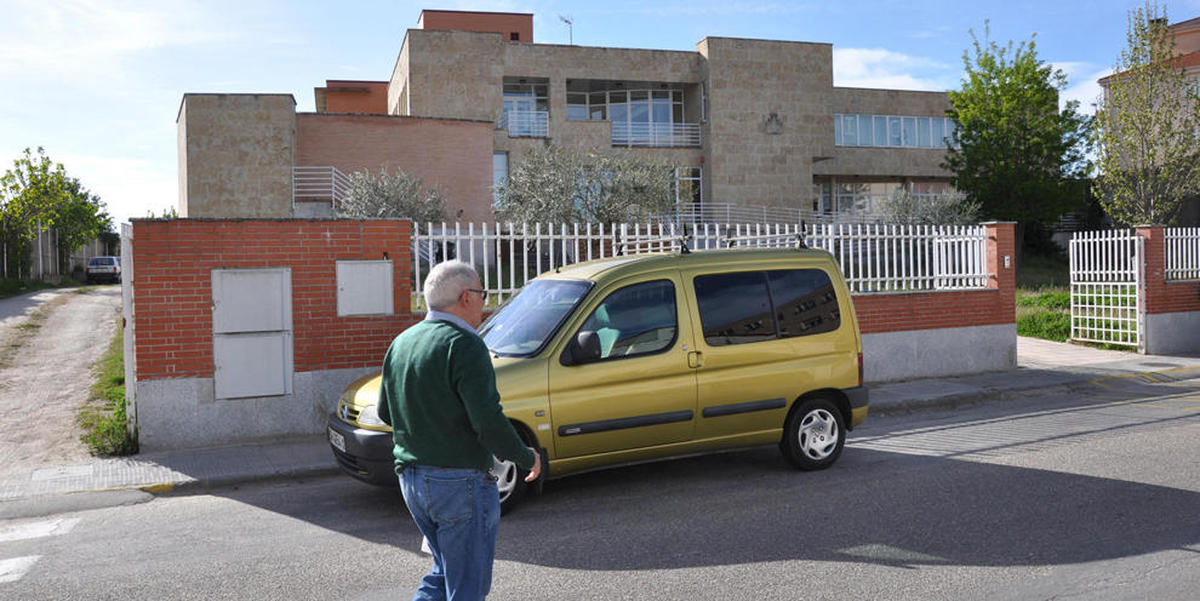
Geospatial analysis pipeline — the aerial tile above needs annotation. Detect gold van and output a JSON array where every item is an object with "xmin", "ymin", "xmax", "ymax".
[{"xmin": 327, "ymin": 247, "xmax": 868, "ymax": 512}]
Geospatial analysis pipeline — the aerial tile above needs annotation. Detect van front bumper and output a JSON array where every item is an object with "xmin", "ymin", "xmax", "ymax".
[{"xmin": 326, "ymin": 413, "xmax": 397, "ymax": 487}]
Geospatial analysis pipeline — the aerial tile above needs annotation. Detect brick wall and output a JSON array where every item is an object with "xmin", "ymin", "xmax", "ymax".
[
  {"xmin": 295, "ymin": 113, "xmax": 494, "ymax": 222},
  {"xmin": 1138, "ymin": 225, "xmax": 1200, "ymax": 315},
  {"xmin": 853, "ymin": 222, "xmax": 1015, "ymax": 334},
  {"xmin": 131, "ymin": 219, "xmax": 414, "ymax": 381}
]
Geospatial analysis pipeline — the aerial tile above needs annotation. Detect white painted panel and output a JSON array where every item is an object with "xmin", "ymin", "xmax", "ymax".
[
  {"xmin": 212, "ymin": 268, "xmax": 291, "ymax": 333},
  {"xmin": 337, "ymin": 260, "xmax": 393, "ymax": 316},
  {"xmin": 214, "ymin": 332, "xmax": 293, "ymax": 399}
]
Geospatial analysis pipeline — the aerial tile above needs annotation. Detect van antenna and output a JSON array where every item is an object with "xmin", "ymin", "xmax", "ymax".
[{"xmin": 796, "ymin": 220, "xmax": 808, "ymax": 249}]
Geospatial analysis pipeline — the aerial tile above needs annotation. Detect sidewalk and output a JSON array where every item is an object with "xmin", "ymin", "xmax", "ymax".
[{"xmin": 2, "ymin": 337, "xmax": 1199, "ymax": 514}]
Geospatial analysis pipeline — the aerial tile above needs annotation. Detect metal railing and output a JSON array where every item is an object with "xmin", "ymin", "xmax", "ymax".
[
  {"xmin": 293, "ymin": 166, "xmax": 351, "ymax": 206},
  {"xmin": 498, "ymin": 110, "xmax": 549, "ymax": 138},
  {"xmin": 656, "ymin": 204, "xmax": 884, "ymax": 226},
  {"xmin": 612, "ymin": 122, "xmax": 701, "ymax": 147},
  {"xmin": 411, "ymin": 221, "xmax": 991, "ymax": 308},
  {"xmin": 1165, "ymin": 227, "xmax": 1200, "ymax": 281}
]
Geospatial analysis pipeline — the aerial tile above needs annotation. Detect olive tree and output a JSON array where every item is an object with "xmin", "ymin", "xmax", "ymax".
[
  {"xmin": 336, "ymin": 167, "xmax": 446, "ymax": 223},
  {"xmin": 495, "ymin": 146, "xmax": 677, "ymax": 223},
  {"xmin": 879, "ymin": 189, "xmax": 981, "ymax": 226}
]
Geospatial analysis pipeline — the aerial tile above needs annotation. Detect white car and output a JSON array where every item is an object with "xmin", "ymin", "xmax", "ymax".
[{"xmin": 85, "ymin": 256, "xmax": 121, "ymax": 284}]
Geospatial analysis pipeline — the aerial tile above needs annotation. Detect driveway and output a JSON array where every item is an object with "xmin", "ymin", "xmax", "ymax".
[{"xmin": 0, "ymin": 286, "xmax": 122, "ymax": 479}]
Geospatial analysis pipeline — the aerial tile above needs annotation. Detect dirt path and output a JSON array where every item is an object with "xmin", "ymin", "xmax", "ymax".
[{"xmin": 0, "ymin": 286, "xmax": 122, "ymax": 479}]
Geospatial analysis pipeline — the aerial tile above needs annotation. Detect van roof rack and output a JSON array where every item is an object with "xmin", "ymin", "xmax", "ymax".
[{"xmin": 616, "ymin": 235, "xmax": 691, "ymax": 255}]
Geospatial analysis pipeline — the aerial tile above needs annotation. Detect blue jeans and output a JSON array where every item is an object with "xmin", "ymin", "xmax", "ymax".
[{"xmin": 399, "ymin": 465, "xmax": 501, "ymax": 601}]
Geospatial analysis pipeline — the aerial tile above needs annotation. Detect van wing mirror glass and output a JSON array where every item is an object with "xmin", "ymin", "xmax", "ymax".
[{"xmin": 562, "ymin": 330, "xmax": 602, "ymax": 366}]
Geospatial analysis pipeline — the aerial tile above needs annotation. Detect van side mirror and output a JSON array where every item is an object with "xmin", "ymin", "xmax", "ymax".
[{"xmin": 561, "ymin": 330, "xmax": 602, "ymax": 366}]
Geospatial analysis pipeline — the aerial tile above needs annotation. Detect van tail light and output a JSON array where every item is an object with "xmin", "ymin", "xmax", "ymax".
[{"xmin": 857, "ymin": 352, "xmax": 864, "ymax": 387}]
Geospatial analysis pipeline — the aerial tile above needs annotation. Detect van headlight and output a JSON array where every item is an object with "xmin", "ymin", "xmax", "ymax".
[{"xmin": 357, "ymin": 404, "xmax": 386, "ymax": 427}]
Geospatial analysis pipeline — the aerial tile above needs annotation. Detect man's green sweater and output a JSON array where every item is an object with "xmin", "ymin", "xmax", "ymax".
[{"xmin": 377, "ymin": 319, "xmax": 535, "ymax": 473}]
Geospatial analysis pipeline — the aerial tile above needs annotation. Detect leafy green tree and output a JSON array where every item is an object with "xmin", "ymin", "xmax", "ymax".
[
  {"xmin": 943, "ymin": 28, "xmax": 1091, "ymax": 236},
  {"xmin": 1, "ymin": 147, "xmax": 112, "ymax": 278},
  {"xmin": 336, "ymin": 167, "xmax": 446, "ymax": 223},
  {"xmin": 1093, "ymin": 2, "xmax": 1200, "ymax": 226},
  {"xmin": 495, "ymin": 146, "xmax": 677, "ymax": 223},
  {"xmin": 879, "ymin": 189, "xmax": 981, "ymax": 226}
]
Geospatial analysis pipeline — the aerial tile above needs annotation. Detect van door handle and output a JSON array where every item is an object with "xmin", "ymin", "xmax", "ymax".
[{"xmin": 687, "ymin": 350, "xmax": 703, "ymax": 369}]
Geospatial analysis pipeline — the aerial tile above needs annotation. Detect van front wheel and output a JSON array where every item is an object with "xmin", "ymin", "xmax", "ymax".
[{"xmin": 780, "ymin": 397, "xmax": 845, "ymax": 470}]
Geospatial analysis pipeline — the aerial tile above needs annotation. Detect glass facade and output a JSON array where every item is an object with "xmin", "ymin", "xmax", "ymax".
[{"xmin": 834, "ymin": 113, "xmax": 957, "ymax": 149}]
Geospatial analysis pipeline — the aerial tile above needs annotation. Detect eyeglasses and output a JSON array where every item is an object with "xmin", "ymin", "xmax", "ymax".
[{"xmin": 467, "ymin": 288, "xmax": 488, "ymax": 301}]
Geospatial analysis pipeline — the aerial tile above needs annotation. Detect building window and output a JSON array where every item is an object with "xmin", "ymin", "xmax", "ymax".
[
  {"xmin": 492, "ymin": 152, "xmax": 508, "ymax": 203},
  {"xmin": 674, "ymin": 167, "xmax": 702, "ymax": 206},
  {"xmin": 501, "ymin": 77, "xmax": 549, "ymax": 137},
  {"xmin": 510, "ymin": 32, "xmax": 520, "ymax": 41},
  {"xmin": 834, "ymin": 113, "xmax": 956, "ymax": 149}
]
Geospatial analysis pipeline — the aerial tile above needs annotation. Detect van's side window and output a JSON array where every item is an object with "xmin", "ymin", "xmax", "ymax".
[
  {"xmin": 694, "ymin": 272, "xmax": 777, "ymax": 346},
  {"xmin": 578, "ymin": 280, "xmax": 677, "ymax": 360},
  {"xmin": 768, "ymin": 269, "xmax": 841, "ymax": 337}
]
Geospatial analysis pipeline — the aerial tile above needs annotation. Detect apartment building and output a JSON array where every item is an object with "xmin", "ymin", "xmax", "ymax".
[{"xmin": 178, "ymin": 9, "xmax": 955, "ymax": 222}]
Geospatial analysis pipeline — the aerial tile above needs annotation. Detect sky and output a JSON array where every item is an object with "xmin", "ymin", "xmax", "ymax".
[{"xmin": 2, "ymin": 0, "xmax": 1199, "ymax": 227}]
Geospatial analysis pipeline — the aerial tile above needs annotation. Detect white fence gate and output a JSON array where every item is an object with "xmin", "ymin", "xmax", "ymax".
[{"xmin": 1069, "ymin": 230, "xmax": 1143, "ymax": 349}]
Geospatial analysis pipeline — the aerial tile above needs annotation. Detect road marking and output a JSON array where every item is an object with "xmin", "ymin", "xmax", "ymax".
[
  {"xmin": 0, "ymin": 518, "xmax": 80, "ymax": 543},
  {"xmin": 0, "ymin": 556, "xmax": 41, "ymax": 583}
]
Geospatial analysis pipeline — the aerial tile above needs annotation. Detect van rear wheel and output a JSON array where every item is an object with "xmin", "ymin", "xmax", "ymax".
[{"xmin": 780, "ymin": 397, "xmax": 845, "ymax": 470}]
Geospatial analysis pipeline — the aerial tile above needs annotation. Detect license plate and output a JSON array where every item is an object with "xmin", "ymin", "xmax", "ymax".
[{"xmin": 328, "ymin": 428, "xmax": 346, "ymax": 453}]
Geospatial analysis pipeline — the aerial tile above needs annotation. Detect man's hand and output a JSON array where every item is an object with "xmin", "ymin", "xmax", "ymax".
[{"xmin": 524, "ymin": 447, "xmax": 542, "ymax": 482}]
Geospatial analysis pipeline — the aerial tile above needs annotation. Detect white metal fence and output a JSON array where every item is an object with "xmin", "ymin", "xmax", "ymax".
[
  {"xmin": 1165, "ymin": 227, "xmax": 1200, "ymax": 281},
  {"xmin": 412, "ymin": 221, "xmax": 990, "ymax": 308},
  {"xmin": 1069, "ymin": 230, "xmax": 1142, "ymax": 348}
]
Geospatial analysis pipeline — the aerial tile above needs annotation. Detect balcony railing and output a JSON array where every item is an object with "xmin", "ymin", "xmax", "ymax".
[
  {"xmin": 293, "ymin": 166, "xmax": 351, "ymax": 206},
  {"xmin": 612, "ymin": 122, "xmax": 701, "ymax": 148},
  {"xmin": 498, "ymin": 110, "xmax": 549, "ymax": 138}
]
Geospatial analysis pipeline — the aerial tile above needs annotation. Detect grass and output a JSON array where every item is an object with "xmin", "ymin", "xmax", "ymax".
[
  {"xmin": 1014, "ymin": 253, "xmax": 1138, "ymax": 350},
  {"xmin": 0, "ymin": 277, "xmax": 63, "ymax": 300},
  {"xmin": 77, "ymin": 317, "xmax": 138, "ymax": 456}
]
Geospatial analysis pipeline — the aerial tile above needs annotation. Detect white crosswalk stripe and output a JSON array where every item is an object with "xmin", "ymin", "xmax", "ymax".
[
  {"xmin": 0, "ymin": 517, "xmax": 81, "ymax": 584},
  {"xmin": 0, "ymin": 518, "xmax": 80, "ymax": 543},
  {"xmin": 0, "ymin": 555, "xmax": 41, "ymax": 584}
]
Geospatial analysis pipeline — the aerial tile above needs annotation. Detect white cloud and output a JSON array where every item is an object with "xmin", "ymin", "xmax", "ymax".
[
  {"xmin": 0, "ymin": 0, "xmax": 230, "ymax": 85},
  {"xmin": 55, "ymin": 153, "xmax": 177, "ymax": 226},
  {"xmin": 832, "ymin": 48, "xmax": 955, "ymax": 91},
  {"xmin": 1051, "ymin": 62, "xmax": 1112, "ymax": 114}
]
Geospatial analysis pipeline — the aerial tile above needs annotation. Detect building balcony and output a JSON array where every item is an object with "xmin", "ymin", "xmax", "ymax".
[
  {"xmin": 498, "ymin": 110, "xmax": 549, "ymax": 138},
  {"xmin": 612, "ymin": 122, "xmax": 701, "ymax": 148},
  {"xmin": 293, "ymin": 166, "xmax": 351, "ymax": 206}
]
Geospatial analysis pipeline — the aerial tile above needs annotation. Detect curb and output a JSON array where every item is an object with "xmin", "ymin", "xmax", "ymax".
[{"xmin": 868, "ymin": 365, "xmax": 1200, "ymax": 417}]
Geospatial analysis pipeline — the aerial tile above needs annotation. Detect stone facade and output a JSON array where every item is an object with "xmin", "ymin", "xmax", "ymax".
[{"xmin": 177, "ymin": 94, "xmax": 296, "ymax": 218}]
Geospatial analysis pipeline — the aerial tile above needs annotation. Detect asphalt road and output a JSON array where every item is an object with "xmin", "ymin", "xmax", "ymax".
[{"xmin": 3, "ymin": 373, "xmax": 1199, "ymax": 600}]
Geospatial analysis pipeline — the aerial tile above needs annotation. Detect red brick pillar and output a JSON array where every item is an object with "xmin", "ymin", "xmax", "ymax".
[
  {"xmin": 1135, "ymin": 225, "xmax": 1165, "ymax": 316},
  {"xmin": 984, "ymin": 221, "xmax": 1017, "ymax": 323}
]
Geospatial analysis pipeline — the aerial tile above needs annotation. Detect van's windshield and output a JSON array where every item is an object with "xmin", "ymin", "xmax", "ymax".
[{"xmin": 480, "ymin": 279, "xmax": 592, "ymax": 357}]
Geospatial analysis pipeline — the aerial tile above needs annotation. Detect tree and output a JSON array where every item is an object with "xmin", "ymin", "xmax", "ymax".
[
  {"xmin": 943, "ymin": 27, "xmax": 1091, "ymax": 235},
  {"xmin": 336, "ymin": 167, "xmax": 446, "ymax": 223},
  {"xmin": 495, "ymin": 146, "xmax": 677, "ymax": 223},
  {"xmin": 1, "ymin": 147, "xmax": 112, "ymax": 278},
  {"xmin": 1093, "ymin": 2, "xmax": 1200, "ymax": 226},
  {"xmin": 879, "ymin": 189, "xmax": 981, "ymax": 226}
]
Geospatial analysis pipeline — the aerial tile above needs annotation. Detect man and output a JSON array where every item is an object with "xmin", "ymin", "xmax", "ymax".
[{"xmin": 378, "ymin": 260, "xmax": 541, "ymax": 601}]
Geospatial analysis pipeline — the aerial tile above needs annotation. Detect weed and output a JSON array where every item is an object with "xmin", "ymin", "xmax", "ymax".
[{"xmin": 78, "ymin": 318, "xmax": 137, "ymax": 456}]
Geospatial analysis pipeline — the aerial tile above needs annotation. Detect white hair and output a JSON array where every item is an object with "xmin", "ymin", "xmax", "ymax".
[{"xmin": 423, "ymin": 260, "xmax": 480, "ymax": 310}]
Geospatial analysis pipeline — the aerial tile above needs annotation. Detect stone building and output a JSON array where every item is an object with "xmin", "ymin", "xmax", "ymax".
[{"xmin": 178, "ymin": 9, "xmax": 955, "ymax": 222}]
